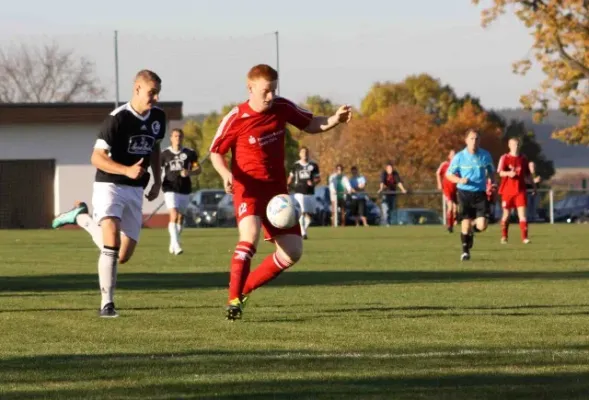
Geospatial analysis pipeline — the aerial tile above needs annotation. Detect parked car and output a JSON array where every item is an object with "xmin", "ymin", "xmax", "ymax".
[
  {"xmin": 389, "ymin": 208, "xmax": 442, "ymax": 225},
  {"xmin": 216, "ymin": 193, "xmax": 237, "ymax": 227},
  {"xmin": 553, "ymin": 194, "xmax": 589, "ymax": 223},
  {"xmin": 185, "ymin": 189, "xmax": 226, "ymax": 227}
]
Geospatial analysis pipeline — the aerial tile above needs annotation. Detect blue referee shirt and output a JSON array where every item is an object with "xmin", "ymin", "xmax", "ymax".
[{"xmin": 446, "ymin": 147, "xmax": 495, "ymax": 192}]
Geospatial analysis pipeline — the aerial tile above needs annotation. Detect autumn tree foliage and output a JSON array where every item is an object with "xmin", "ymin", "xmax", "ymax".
[{"xmin": 473, "ymin": 0, "xmax": 589, "ymax": 145}]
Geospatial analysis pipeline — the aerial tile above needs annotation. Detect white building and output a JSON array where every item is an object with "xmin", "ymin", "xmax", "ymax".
[{"xmin": 0, "ymin": 102, "xmax": 183, "ymax": 229}]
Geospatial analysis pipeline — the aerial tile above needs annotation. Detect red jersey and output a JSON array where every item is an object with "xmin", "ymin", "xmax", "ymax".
[
  {"xmin": 497, "ymin": 153, "xmax": 530, "ymax": 195},
  {"xmin": 209, "ymin": 98, "xmax": 313, "ymax": 185},
  {"xmin": 436, "ymin": 160, "xmax": 456, "ymax": 191}
]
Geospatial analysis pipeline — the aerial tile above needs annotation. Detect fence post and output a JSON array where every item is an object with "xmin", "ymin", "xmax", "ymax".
[
  {"xmin": 549, "ymin": 189, "xmax": 554, "ymax": 224},
  {"xmin": 441, "ymin": 192, "xmax": 446, "ymax": 225}
]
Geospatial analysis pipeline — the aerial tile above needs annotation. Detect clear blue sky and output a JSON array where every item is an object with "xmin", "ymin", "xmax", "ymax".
[{"xmin": 1, "ymin": 0, "xmax": 542, "ymax": 115}]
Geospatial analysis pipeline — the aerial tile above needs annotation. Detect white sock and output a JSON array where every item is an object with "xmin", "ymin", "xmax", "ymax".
[
  {"xmin": 76, "ymin": 214, "xmax": 103, "ymax": 249},
  {"xmin": 176, "ymin": 223, "xmax": 183, "ymax": 239},
  {"xmin": 168, "ymin": 222, "xmax": 179, "ymax": 247},
  {"xmin": 99, "ymin": 246, "xmax": 118, "ymax": 308},
  {"xmin": 299, "ymin": 215, "xmax": 306, "ymax": 236},
  {"xmin": 304, "ymin": 214, "xmax": 312, "ymax": 230}
]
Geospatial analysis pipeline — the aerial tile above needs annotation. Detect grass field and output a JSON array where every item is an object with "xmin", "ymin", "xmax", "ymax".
[{"xmin": 1, "ymin": 224, "xmax": 589, "ymax": 399}]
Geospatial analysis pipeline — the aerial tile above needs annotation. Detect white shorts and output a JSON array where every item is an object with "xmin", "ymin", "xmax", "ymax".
[
  {"xmin": 92, "ymin": 182, "xmax": 143, "ymax": 242},
  {"xmin": 293, "ymin": 193, "xmax": 317, "ymax": 214},
  {"xmin": 164, "ymin": 192, "xmax": 190, "ymax": 213}
]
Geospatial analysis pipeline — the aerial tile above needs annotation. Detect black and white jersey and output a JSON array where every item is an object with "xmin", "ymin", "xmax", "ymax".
[
  {"xmin": 290, "ymin": 160, "xmax": 320, "ymax": 195},
  {"xmin": 161, "ymin": 147, "xmax": 198, "ymax": 194},
  {"xmin": 94, "ymin": 103, "xmax": 167, "ymax": 188}
]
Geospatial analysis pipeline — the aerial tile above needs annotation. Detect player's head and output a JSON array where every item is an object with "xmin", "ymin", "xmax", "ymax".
[
  {"xmin": 133, "ymin": 70, "xmax": 161, "ymax": 112},
  {"xmin": 247, "ymin": 64, "xmax": 278, "ymax": 112},
  {"xmin": 171, "ymin": 128, "xmax": 184, "ymax": 149},
  {"xmin": 385, "ymin": 161, "xmax": 394, "ymax": 174},
  {"xmin": 448, "ymin": 149, "xmax": 456, "ymax": 160},
  {"xmin": 464, "ymin": 129, "xmax": 480, "ymax": 152},
  {"xmin": 299, "ymin": 146, "xmax": 309, "ymax": 162},
  {"xmin": 351, "ymin": 166, "xmax": 359, "ymax": 176},
  {"xmin": 508, "ymin": 137, "xmax": 520, "ymax": 154},
  {"xmin": 335, "ymin": 164, "xmax": 344, "ymax": 175}
]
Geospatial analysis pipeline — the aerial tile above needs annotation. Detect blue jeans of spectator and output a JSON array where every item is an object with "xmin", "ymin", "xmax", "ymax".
[{"xmin": 381, "ymin": 194, "xmax": 396, "ymax": 225}]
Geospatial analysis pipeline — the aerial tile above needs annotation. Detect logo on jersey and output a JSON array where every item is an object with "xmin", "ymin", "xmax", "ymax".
[
  {"xmin": 128, "ymin": 135, "xmax": 155, "ymax": 155},
  {"xmin": 151, "ymin": 121, "xmax": 161, "ymax": 135},
  {"xmin": 180, "ymin": 153, "xmax": 188, "ymax": 161},
  {"xmin": 140, "ymin": 125, "xmax": 147, "ymax": 131},
  {"xmin": 241, "ymin": 113, "xmax": 250, "ymax": 118},
  {"xmin": 238, "ymin": 202, "xmax": 247, "ymax": 216},
  {"xmin": 258, "ymin": 130, "xmax": 284, "ymax": 147},
  {"xmin": 248, "ymin": 136, "xmax": 257, "ymax": 145}
]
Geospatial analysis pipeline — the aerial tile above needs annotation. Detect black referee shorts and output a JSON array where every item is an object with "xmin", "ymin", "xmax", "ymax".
[{"xmin": 457, "ymin": 190, "xmax": 489, "ymax": 221}]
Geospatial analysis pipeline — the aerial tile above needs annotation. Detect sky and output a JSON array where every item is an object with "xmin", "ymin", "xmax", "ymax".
[{"xmin": 0, "ymin": 0, "xmax": 544, "ymax": 115}]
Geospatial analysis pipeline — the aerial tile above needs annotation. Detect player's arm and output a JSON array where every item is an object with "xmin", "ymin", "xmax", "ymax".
[
  {"xmin": 436, "ymin": 163, "xmax": 444, "ymax": 190},
  {"xmin": 485, "ymin": 153, "xmax": 497, "ymax": 185},
  {"xmin": 188, "ymin": 151, "xmax": 202, "ymax": 176},
  {"xmin": 287, "ymin": 171, "xmax": 294, "ymax": 186},
  {"xmin": 395, "ymin": 172, "xmax": 408, "ymax": 193},
  {"xmin": 149, "ymin": 143, "xmax": 162, "ymax": 184},
  {"xmin": 497, "ymin": 155, "xmax": 514, "ymax": 178},
  {"xmin": 303, "ymin": 105, "xmax": 352, "ymax": 134},
  {"xmin": 445, "ymin": 155, "xmax": 467, "ymax": 184},
  {"xmin": 313, "ymin": 164, "xmax": 321, "ymax": 185}
]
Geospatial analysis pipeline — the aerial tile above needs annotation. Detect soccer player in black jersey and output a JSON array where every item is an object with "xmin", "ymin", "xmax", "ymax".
[
  {"xmin": 161, "ymin": 128, "xmax": 200, "ymax": 255},
  {"xmin": 52, "ymin": 70, "xmax": 165, "ymax": 318},
  {"xmin": 287, "ymin": 147, "xmax": 320, "ymax": 239}
]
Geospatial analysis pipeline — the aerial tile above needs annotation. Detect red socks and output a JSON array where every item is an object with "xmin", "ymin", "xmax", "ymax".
[
  {"xmin": 242, "ymin": 252, "xmax": 293, "ymax": 295},
  {"xmin": 501, "ymin": 220, "xmax": 509, "ymax": 239},
  {"xmin": 519, "ymin": 221, "xmax": 528, "ymax": 241},
  {"xmin": 447, "ymin": 212, "xmax": 454, "ymax": 228},
  {"xmin": 228, "ymin": 241, "xmax": 256, "ymax": 301}
]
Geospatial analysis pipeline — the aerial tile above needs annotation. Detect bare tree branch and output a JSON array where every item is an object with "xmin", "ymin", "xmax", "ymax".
[{"xmin": 0, "ymin": 42, "xmax": 106, "ymax": 103}]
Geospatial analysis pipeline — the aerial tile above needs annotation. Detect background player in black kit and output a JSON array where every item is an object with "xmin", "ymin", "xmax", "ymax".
[
  {"xmin": 51, "ymin": 70, "xmax": 165, "ymax": 318},
  {"xmin": 161, "ymin": 128, "xmax": 201, "ymax": 255},
  {"xmin": 287, "ymin": 147, "xmax": 320, "ymax": 239}
]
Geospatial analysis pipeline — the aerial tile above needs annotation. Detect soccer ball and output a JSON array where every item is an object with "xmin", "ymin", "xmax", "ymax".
[{"xmin": 266, "ymin": 194, "xmax": 300, "ymax": 229}]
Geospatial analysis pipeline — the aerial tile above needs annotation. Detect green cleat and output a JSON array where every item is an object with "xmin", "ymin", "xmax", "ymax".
[
  {"xmin": 52, "ymin": 202, "xmax": 89, "ymax": 229},
  {"xmin": 226, "ymin": 298, "xmax": 243, "ymax": 321}
]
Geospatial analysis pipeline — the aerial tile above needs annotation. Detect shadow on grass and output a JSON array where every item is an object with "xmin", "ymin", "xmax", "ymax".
[
  {"xmin": 2, "ymin": 270, "xmax": 589, "ymax": 293},
  {"xmin": 1, "ymin": 350, "xmax": 588, "ymax": 399}
]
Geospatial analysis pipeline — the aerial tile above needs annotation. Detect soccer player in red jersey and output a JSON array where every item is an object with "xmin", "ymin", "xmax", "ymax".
[
  {"xmin": 497, "ymin": 137, "xmax": 537, "ymax": 244},
  {"xmin": 436, "ymin": 150, "xmax": 457, "ymax": 233},
  {"xmin": 209, "ymin": 64, "xmax": 352, "ymax": 320}
]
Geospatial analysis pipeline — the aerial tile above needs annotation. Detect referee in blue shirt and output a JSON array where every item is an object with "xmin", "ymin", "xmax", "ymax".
[{"xmin": 446, "ymin": 129, "xmax": 496, "ymax": 261}]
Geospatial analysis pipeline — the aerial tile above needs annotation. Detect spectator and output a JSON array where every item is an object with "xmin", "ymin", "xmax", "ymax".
[
  {"xmin": 349, "ymin": 166, "xmax": 369, "ymax": 227},
  {"xmin": 377, "ymin": 161, "xmax": 407, "ymax": 226},
  {"xmin": 328, "ymin": 164, "xmax": 351, "ymax": 226}
]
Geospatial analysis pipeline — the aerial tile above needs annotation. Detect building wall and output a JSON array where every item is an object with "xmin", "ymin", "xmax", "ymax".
[{"xmin": 0, "ymin": 124, "xmax": 167, "ymax": 215}]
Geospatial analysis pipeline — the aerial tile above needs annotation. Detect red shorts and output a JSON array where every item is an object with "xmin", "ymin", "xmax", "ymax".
[
  {"xmin": 501, "ymin": 191, "xmax": 527, "ymax": 209},
  {"xmin": 443, "ymin": 187, "xmax": 457, "ymax": 203},
  {"xmin": 233, "ymin": 182, "xmax": 301, "ymax": 241}
]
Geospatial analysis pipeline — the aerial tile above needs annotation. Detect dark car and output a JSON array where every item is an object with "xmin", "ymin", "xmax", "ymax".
[
  {"xmin": 389, "ymin": 208, "xmax": 442, "ymax": 225},
  {"xmin": 216, "ymin": 193, "xmax": 237, "ymax": 227},
  {"xmin": 185, "ymin": 189, "xmax": 226, "ymax": 227},
  {"xmin": 553, "ymin": 194, "xmax": 589, "ymax": 223}
]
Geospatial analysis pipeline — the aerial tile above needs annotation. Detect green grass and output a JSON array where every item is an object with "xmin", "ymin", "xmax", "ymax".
[{"xmin": 1, "ymin": 224, "xmax": 589, "ymax": 399}]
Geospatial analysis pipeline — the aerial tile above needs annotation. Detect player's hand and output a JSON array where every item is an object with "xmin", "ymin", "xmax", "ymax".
[
  {"xmin": 180, "ymin": 169, "xmax": 189, "ymax": 178},
  {"xmin": 507, "ymin": 171, "xmax": 517, "ymax": 178},
  {"xmin": 459, "ymin": 177, "xmax": 468, "ymax": 184},
  {"xmin": 437, "ymin": 184, "xmax": 442, "ymax": 191},
  {"xmin": 307, "ymin": 180, "xmax": 313, "ymax": 186},
  {"xmin": 145, "ymin": 181, "xmax": 161, "ymax": 201},
  {"xmin": 223, "ymin": 173, "xmax": 233, "ymax": 194},
  {"xmin": 335, "ymin": 105, "xmax": 352, "ymax": 124},
  {"xmin": 125, "ymin": 158, "xmax": 145, "ymax": 180}
]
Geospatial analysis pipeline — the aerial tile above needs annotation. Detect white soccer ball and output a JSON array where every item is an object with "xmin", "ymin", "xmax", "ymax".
[{"xmin": 266, "ymin": 194, "xmax": 300, "ymax": 229}]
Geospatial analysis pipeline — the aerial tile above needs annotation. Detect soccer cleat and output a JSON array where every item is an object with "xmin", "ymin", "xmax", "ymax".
[
  {"xmin": 226, "ymin": 298, "xmax": 243, "ymax": 321},
  {"xmin": 169, "ymin": 244, "xmax": 174, "ymax": 254},
  {"xmin": 461, "ymin": 252, "xmax": 470, "ymax": 261},
  {"xmin": 169, "ymin": 244, "xmax": 183, "ymax": 255},
  {"xmin": 447, "ymin": 226, "xmax": 453, "ymax": 233},
  {"xmin": 523, "ymin": 239, "xmax": 531, "ymax": 244},
  {"xmin": 240, "ymin": 294, "xmax": 249, "ymax": 310},
  {"xmin": 52, "ymin": 202, "xmax": 88, "ymax": 229},
  {"xmin": 99, "ymin": 302, "xmax": 119, "ymax": 318},
  {"xmin": 501, "ymin": 237, "xmax": 508, "ymax": 244},
  {"xmin": 303, "ymin": 234, "xmax": 308, "ymax": 240}
]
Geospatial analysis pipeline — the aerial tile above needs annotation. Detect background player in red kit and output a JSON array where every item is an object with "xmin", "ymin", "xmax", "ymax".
[
  {"xmin": 209, "ymin": 64, "xmax": 352, "ymax": 320},
  {"xmin": 436, "ymin": 150, "xmax": 457, "ymax": 233},
  {"xmin": 497, "ymin": 137, "xmax": 537, "ymax": 244}
]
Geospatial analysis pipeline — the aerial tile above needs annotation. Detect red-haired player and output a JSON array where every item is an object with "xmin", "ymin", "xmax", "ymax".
[
  {"xmin": 436, "ymin": 150, "xmax": 457, "ymax": 232},
  {"xmin": 497, "ymin": 137, "xmax": 537, "ymax": 244},
  {"xmin": 209, "ymin": 64, "xmax": 352, "ymax": 320}
]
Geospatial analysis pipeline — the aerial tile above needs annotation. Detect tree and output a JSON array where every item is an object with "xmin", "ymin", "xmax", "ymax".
[
  {"xmin": 360, "ymin": 74, "xmax": 465, "ymax": 123},
  {"xmin": 0, "ymin": 42, "xmax": 105, "ymax": 102},
  {"xmin": 473, "ymin": 0, "xmax": 589, "ymax": 144}
]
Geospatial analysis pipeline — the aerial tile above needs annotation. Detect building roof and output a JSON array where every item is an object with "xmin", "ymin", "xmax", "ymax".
[{"xmin": 0, "ymin": 102, "xmax": 183, "ymax": 124}]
